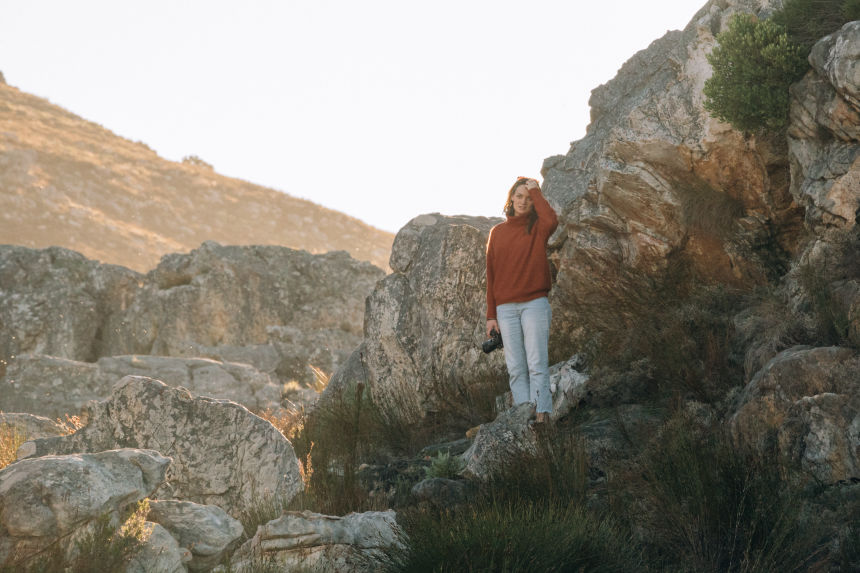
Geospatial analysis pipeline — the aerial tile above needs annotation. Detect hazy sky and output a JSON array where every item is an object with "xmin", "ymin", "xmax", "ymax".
[{"xmin": 2, "ymin": 1, "xmax": 704, "ymax": 233}]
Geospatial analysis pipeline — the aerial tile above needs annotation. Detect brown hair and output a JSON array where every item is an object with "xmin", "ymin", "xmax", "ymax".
[{"xmin": 503, "ymin": 177, "xmax": 538, "ymax": 234}]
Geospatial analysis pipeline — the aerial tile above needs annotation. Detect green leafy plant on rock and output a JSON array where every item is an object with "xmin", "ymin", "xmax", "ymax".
[
  {"xmin": 703, "ymin": 14, "xmax": 807, "ymax": 132},
  {"xmin": 424, "ymin": 450, "xmax": 465, "ymax": 479},
  {"xmin": 773, "ymin": 0, "xmax": 860, "ymax": 53}
]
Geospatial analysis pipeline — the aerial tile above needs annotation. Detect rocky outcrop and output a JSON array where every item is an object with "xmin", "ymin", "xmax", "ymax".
[
  {"xmin": 730, "ymin": 346, "xmax": 860, "ymax": 484},
  {"xmin": 463, "ymin": 356, "xmax": 590, "ymax": 479},
  {"xmin": 542, "ymin": 0, "xmax": 804, "ymax": 351},
  {"xmin": 18, "ymin": 376, "xmax": 303, "ymax": 518},
  {"xmin": 0, "ymin": 242, "xmax": 383, "ymax": 391},
  {"xmin": 147, "ymin": 500, "xmax": 244, "ymax": 571},
  {"xmin": 361, "ymin": 214, "xmax": 506, "ymax": 425},
  {"xmin": 0, "ymin": 448, "xmax": 170, "ymax": 567},
  {"xmin": 1, "ymin": 354, "xmax": 283, "ymax": 418},
  {"xmin": 228, "ymin": 510, "xmax": 403, "ymax": 573},
  {"xmin": 0, "ymin": 412, "xmax": 65, "ymax": 439},
  {"xmin": 788, "ymin": 20, "xmax": 860, "ymax": 233},
  {"xmin": 124, "ymin": 523, "xmax": 191, "ymax": 573}
]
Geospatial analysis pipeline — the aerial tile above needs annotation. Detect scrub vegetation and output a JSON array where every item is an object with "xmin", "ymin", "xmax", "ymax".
[{"xmin": 703, "ymin": 0, "xmax": 860, "ymax": 133}]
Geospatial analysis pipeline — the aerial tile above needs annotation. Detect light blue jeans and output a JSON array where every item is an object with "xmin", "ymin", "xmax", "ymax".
[{"xmin": 496, "ymin": 296, "xmax": 552, "ymax": 414}]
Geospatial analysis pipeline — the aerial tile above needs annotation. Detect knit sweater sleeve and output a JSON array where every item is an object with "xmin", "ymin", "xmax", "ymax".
[
  {"xmin": 486, "ymin": 227, "xmax": 497, "ymax": 320},
  {"xmin": 529, "ymin": 187, "xmax": 558, "ymax": 237}
]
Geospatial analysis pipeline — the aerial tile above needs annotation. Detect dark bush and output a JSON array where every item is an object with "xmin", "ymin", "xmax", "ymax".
[
  {"xmin": 772, "ymin": 0, "xmax": 860, "ymax": 53},
  {"xmin": 610, "ymin": 412, "xmax": 829, "ymax": 572},
  {"xmin": 703, "ymin": 14, "xmax": 808, "ymax": 132}
]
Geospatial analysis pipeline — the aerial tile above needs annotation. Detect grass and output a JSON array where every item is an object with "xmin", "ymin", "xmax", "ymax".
[
  {"xmin": 382, "ymin": 427, "xmax": 641, "ymax": 572},
  {"xmin": 0, "ymin": 423, "xmax": 26, "ymax": 470},
  {"xmin": 608, "ymin": 412, "xmax": 829, "ymax": 572},
  {"xmin": 0, "ymin": 499, "xmax": 152, "ymax": 573},
  {"xmin": 576, "ymin": 259, "xmax": 746, "ymax": 403}
]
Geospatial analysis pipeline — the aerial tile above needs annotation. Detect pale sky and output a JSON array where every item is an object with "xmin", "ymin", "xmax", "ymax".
[{"xmin": 1, "ymin": 1, "xmax": 705, "ymax": 233}]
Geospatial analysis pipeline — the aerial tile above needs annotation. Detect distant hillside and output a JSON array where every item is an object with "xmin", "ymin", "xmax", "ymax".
[{"xmin": 0, "ymin": 80, "xmax": 393, "ymax": 272}]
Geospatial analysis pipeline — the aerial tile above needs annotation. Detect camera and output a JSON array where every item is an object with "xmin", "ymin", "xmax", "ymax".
[{"xmin": 482, "ymin": 328, "xmax": 503, "ymax": 354}]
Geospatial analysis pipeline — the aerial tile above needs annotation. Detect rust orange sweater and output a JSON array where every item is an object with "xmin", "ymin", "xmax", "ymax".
[{"xmin": 486, "ymin": 187, "xmax": 558, "ymax": 320}]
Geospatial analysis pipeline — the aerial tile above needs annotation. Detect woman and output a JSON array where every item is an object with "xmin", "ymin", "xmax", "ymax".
[{"xmin": 486, "ymin": 177, "xmax": 558, "ymax": 423}]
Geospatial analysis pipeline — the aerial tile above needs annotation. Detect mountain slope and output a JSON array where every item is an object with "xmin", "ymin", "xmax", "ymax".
[{"xmin": 0, "ymin": 80, "xmax": 393, "ymax": 272}]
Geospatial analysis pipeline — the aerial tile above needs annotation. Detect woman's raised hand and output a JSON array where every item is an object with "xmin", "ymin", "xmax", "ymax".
[{"xmin": 524, "ymin": 178, "xmax": 540, "ymax": 190}]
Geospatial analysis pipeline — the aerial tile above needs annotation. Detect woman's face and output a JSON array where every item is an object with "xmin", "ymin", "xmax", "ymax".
[{"xmin": 511, "ymin": 185, "xmax": 533, "ymax": 216}]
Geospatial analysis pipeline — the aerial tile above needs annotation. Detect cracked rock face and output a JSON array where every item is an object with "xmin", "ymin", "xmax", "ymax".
[
  {"xmin": 0, "ymin": 448, "xmax": 170, "ymax": 567},
  {"xmin": 730, "ymin": 346, "xmax": 860, "ymax": 484},
  {"xmin": 147, "ymin": 500, "xmax": 244, "ymax": 572},
  {"xmin": 18, "ymin": 376, "xmax": 303, "ymax": 518},
  {"xmin": 229, "ymin": 509, "xmax": 403, "ymax": 573},
  {"xmin": 788, "ymin": 21, "xmax": 860, "ymax": 233},
  {"xmin": 1, "ymin": 353, "xmax": 283, "ymax": 418},
  {"xmin": 0, "ymin": 242, "xmax": 383, "ymax": 387},
  {"xmin": 541, "ymin": 0, "xmax": 804, "ymax": 351},
  {"xmin": 361, "ymin": 214, "xmax": 507, "ymax": 425}
]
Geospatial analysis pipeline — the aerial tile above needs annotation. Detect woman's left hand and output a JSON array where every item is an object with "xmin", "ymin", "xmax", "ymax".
[{"xmin": 525, "ymin": 178, "xmax": 539, "ymax": 190}]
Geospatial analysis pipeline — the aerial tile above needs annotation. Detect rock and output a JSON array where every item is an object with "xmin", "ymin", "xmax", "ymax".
[
  {"xmin": 361, "ymin": 214, "xmax": 506, "ymax": 426},
  {"xmin": 0, "ymin": 412, "xmax": 65, "ymax": 439},
  {"xmin": 19, "ymin": 376, "xmax": 303, "ymax": 518},
  {"xmin": 542, "ymin": 0, "xmax": 805, "ymax": 354},
  {"xmin": 107, "ymin": 242, "xmax": 383, "ymax": 385},
  {"xmin": 410, "ymin": 478, "xmax": 473, "ymax": 507},
  {"xmin": 0, "ymin": 448, "xmax": 170, "ymax": 567},
  {"xmin": 0, "ymin": 245, "xmax": 140, "ymax": 370},
  {"xmin": 228, "ymin": 510, "xmax": 403, "ymax": 573},
  {"xmin": 147, "ymin": 500, "xmax": 243, "ymax": 572},
  {"xmin": 462, "ymin": 402, "xmax": 537, "ymax": 481},
  {"xmin": 788, "ymin": 21, "xmax": 860, "ymax": 233},
  {"xmin": 0, "ymin": 242, "xmax": 383, "ymax": 386},
  {"xmin": 730, "ymin": 346, "xmax": 860, "ymax": 483},
  {"xmin": 0, "ymin": 353, "xmax": 284, "ymax": 418},
  {"xmin": 123, "ymin": 523, "xmax": 191, "ymax": 573}
]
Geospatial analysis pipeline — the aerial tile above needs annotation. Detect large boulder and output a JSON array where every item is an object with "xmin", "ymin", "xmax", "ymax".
[
  {"xmin": 227, "ymin": 510, "xmax": 403, "ymax": 573},
  {"xmin": 0, "ymin": 412, "xmax": 65, "ymax": 439},
  {"xmin": 0, "ymin": 242, "xmax": 384, "ymax": 385},
  {"xmin": 147, "ymin": 500, "xmax": 244, "ymax": 571},
  {"xmin": 541, "ymin": 0, "xmax": 804, "ymax": 352},
  {"xmin": 0, "ymin": 448, "xmax": 170, "ymax": 567},
  {"xmin": 362, "ymin": 214, "xmax": 506, "ymax": 425},
  {"xmin": 1, "ymin": 353, "xmax": 284, "ymax": 418},
  {"xmin": 788, "ymin": 20, "xmax": 860, "ymax": 233},
  {"xmin": 730, "ymin": 346, "xmax": 860, "ymax": 484},
  {"xmin": 18, "ymin": 376, "xmax": 303, "ymax": 518},
  {"xmin": 0, "ymin": 245, "xmax": 140, "ymax": 373}
]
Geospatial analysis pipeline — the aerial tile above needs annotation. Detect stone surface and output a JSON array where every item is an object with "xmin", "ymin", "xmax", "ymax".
[
  {"xmin": 0, "ymin": 242, "xmax": 383, "ymax": 386},
  {"xmin": 462, "ymin": 402, "xmax": 537, "ymax": 481},
  {"xmin": 148, "ymin": 500, "xmax": 243, "ymax": 572},
  {"xmin": 541, "ymin": 0, "xmax": 804, "ymax": 354},
  {"xmin": 361, "ymin": 213, "xmax": 506, "ymax": 426},
  {"xmin": 123, "ymin": 523, "xmax": 191, "ymax": 573},
  {"xmin": 229, "ymin": 510, "xmax": 403, "ymax": 573},
  {"xmin": 19, "ymin": 376, "xmax": 303, "ymax": 518},
  {"xmin": 788, "ymin": 21, "xmax": 860, "ymax": 233},
  {"xmin": 0, "ymin": 448, "xmax": 170, "ymax": 567},
  {"xmin": 0, "ymin": 412, "xmax": 65, "ymax": 439},
  {"xmin": 0, "ymin": 353, "xmax": 284, "ymax": 418},
  {"xmin": 730, "ymin": 346, "xmax": 860, "ymax": 483},
  {"xmin": 410, "ymin": 478, "xmax": 473, "ymax": 507}
]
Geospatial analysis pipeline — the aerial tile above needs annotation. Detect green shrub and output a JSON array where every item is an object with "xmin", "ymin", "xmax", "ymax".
[
  {"xmin": 611, "ymin": 413, "xmax": 828, "ymax": 572},
  {"xmin": 773, "ymin": 0, "xmax": 860, "ymax": 52},
  {"xmin": 703, "ymin": 14, "xmax": 807, "ymax": 132},
  {"xmin": 424, "ymin": 450, "xmax": 465, "ymax": 479}
]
